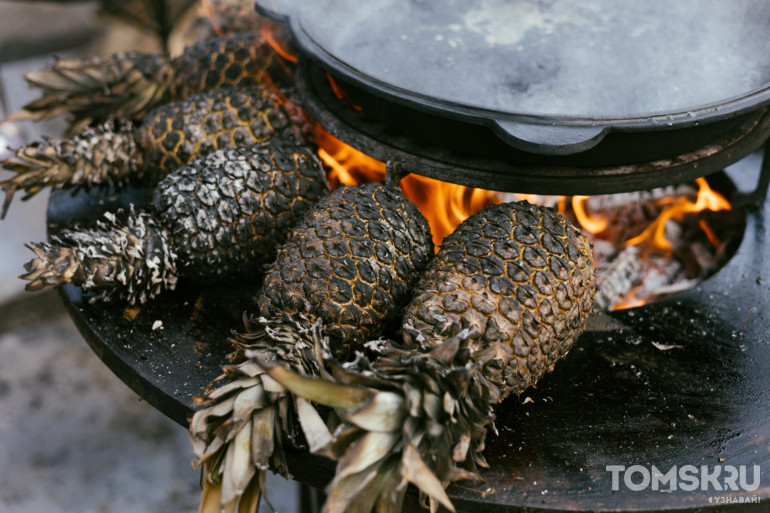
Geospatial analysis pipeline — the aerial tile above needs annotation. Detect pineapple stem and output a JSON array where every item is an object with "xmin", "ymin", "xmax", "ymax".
[
  {"xmin": 20, "ymin": 208, "xmax": 178, "ymax": 304},
  {"xmin": 385, "ymin": 160, "xmax": 406, "ymax": 190},
  {"xmin": 1, "ymin": 119, "xmax": 142, "ymax": 219}
]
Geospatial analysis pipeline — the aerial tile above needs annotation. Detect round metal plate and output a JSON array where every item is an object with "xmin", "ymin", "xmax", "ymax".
[
  {"xmin": 47, "ymin": 180, "xmax": 769, "ymax": 511},
  {"xmin": 299, "ymin": 59, "xmax": 770, "ymax": 195}
]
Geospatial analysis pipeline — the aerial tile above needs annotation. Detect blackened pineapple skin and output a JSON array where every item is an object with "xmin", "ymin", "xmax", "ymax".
[
  {"xmin": 1, "ymin": 86, "xmax": 296, "ymax": 215},
  {"xmin": 172, "ymin": 32, "xmax": 286, "ymax": 99},
  {"xmin": 257, "ymin": 183, "xmax": 434, "ymax": 360},
  {"xmin": 403, "ymin": 201, "xmax": 595, "ymax": 398},
  {"xmin": 257, "ymin": 201, "xmax": 595, "ymax": 513},
  {"xmin": 153, "ymin": 141, "xmax": 329, "ymax": 282},
  {"xmin": 22, "ymin": 141, "xmax": 329, "ymax": 304},
  {"xmin": 136, "ymin": 87, "xmax": 294, "ymax": 181}
]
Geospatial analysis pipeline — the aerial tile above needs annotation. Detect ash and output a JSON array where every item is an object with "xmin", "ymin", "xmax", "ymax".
[{"xmin": 573, "ymin": 182, "xmax": 744, "ymax": 311}]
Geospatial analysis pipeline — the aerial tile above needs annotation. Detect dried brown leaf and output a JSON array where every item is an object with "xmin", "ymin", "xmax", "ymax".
[
  {"xmin": 295, "ymin": 396, "xmax": 333, "ymax": 453},
  {"xmin": 264, "ymin": 364, "xmax": 373, "ymax": 410},
  {"xmin": 250, "ymin": 406, "xmax": 275, "ymax": 470},
  {"xmin": 402, "ymin": 444, "xmax": 455, "ymax": 513},
  {"xmin": 229, "ymin": 419, "xmax": 256, "ymax": 495},
  {"xmin": 345, "ymin": 391, "xmax": 406, "ymax": 432},
  {"xmin": 336, "ymin": 431, "xmax": 400, "ymax": 481}
]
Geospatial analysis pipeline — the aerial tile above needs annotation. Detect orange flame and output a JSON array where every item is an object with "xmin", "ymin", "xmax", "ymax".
[
  {"xmin": 316, "ymin": 130, "xmax": 385, "ymax": 187},
  {"xmin": 327, "ymin": 74, "xmax": 362, "ymax": 111},
  {"xmin": 316, "ymin": 129, "xmax": 500, "ymax": 247},
  {"xmin": 572, "ymin": 196, "xmax": 608, "ymax": 234},
  {"xmin": 699, "ymin": 219, "xmax": 721, "ymax": 247},
  {"xmin": 260, "ymin": 19, "xmax": 299, "ymax": 63},
  {"xmin": 625, "ymin": 177, "xmax": 731, "ymax": 252},
  {"xmin": 401, "ymin": 175, "xmax": 500, "ymax": 246}
]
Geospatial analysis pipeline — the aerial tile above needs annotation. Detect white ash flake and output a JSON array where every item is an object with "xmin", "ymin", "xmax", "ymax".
[{"xmin": 651, "ymin": 341, "xmax": 683, "ymax": 351}]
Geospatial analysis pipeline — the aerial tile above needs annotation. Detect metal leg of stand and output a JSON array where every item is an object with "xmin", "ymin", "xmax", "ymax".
[
  {"xmin": 753, "ymin": 141, "xmax": 770, "ymax": 204},
  {"xmin": 733, "ymin": 140, "xmax": 770, "ymax": 209},
  {"xmin": 299, "ymin": 483, "xmax": 326, "ymax": 513}
]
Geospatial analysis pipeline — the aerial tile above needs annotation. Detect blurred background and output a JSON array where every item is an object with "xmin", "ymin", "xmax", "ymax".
[{"xmin": 0, "ymin": 1, "xmax": 298, "ymax": 511}]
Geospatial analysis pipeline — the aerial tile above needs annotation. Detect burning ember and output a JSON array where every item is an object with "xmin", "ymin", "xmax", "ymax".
[{"xmin": 316, "ymin": 129, "xmax": 742, "ymax": 311}]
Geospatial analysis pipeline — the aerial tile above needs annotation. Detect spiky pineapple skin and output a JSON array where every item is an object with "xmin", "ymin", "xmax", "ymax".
[
  {"xmin": 172, "ymin": 32, "xmax": 283, "ymax": 99},
  {"xmin": 22, "ymin": 209, "xmax": 178, "ymax": 304},
  {"xmin": 135, "ymin": 87, "xmax": 294, "ymax": 181},
  {"xmin": 403, "ymin": 201, "xmax": 595, "ymax": 399},
  {"xmin": 153, "ymin": 142, "xmax": 329, "ymax": 282},
  {"xmin": 257, "ymin": 183, "xmax": 434, "ymax": 360}
]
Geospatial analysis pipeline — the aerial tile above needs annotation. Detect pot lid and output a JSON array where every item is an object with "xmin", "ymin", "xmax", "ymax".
[{"xmin": 257, "ymin": 0, "xmax": 770, "ymax": 153}]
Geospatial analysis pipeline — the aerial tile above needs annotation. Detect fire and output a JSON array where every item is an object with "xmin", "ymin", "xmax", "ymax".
[
  {"xmin": 245, "ymin": 28, "xmax": 738, "ymax": 311},
  {"xmin": 315, "ymin": 127, "xmax": 739, "ymax": 310},
  {"xmin": 327, "ymin": 74, "xmax": 362, "ymax": 111},
  {"xmin": 572, "ymin": 195, "xmax": 608, "ymax": 234},
  {"xmin": 625, "ymin": 177, "xmax": 730, "ymax": 252},
  {"xmin": 260, "ymin": 19, "xmax": 299, "ymax": 63},
  {"xmin": 316, "ymin": 129, "xmax": 501, "ymax": 247},
  {"xmin": 401, "ymin": 175, "xmax": 500, "ymax": 246},
  {"xmin": 316, "ymin": 130, "xmax": 385, "ymax": 187}
]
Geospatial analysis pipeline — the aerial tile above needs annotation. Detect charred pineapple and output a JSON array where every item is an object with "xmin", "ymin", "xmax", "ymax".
[
  {"xmin": 189, "ymin": 182, "xmax": 434, "ymax": 513},
  {"xmin": 1, "ymin": 86, "xmax": 295, "ymax": 218},
  {"xmin": 257, "ymin": 182, "xmax": 436, "ymax": 360},
  {"xmin": 20, "ymin": 140, "xmax": 328, "ymax": 303},
  {"xmin": 264, "ymin": 200, "xmax": 596, "ymax": 513},
  {"xmin": 8, "ymin": 32, "xmax": 293, "ymax": 132}
]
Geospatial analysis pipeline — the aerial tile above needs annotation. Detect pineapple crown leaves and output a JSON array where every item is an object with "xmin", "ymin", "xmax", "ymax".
[
  {"xmin": 257, "ymin": 326, "xmax": 514, "ymax": 513},
  {"xmin": 189, "ymin": 356, "xmax": 285, "ymax": 513},
  {"xmin": 7, "ymin": 51, "xmax": 174, "ymax": 133},
  {"xmin": 190, "ymin": 315, "xmax": 332, "ymax": 513},
  {"xmin": 20, "ymin": 206, "xmax": 178, "ymax": 304},
  {"xmin": 1, "ymin": 118, "xmax": 140, "ymax": 219}
]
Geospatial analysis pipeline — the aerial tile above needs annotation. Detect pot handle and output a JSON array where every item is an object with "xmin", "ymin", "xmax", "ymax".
[{"xmin": 493, "ymin": 120, "xmax": 609, "ymax": 155}]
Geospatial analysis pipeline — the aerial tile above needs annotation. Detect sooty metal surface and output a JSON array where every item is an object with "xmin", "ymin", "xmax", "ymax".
[
  {"xmin": 47, "ymin": 162, "xmax": 770, "ymax": 511},
  {"xmin": 259, "ymin": 0, "xmax": 770, "ymax": 155},
  {"xmin": 300, "ymin": 60, "xmax": 770, "ymax": 195}
]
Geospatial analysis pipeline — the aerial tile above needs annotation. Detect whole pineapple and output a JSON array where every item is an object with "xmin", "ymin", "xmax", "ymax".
[
  {"xmin": 189, "ymin": 182, "xmax": 434, "ymax": 513},
  {"xmin": 20, "ymin": 140, "xmax": 328, "ymax": 303},
  {"xmin": 404, "ymin": 201, "xmax": 595, "ymax": 398},
  {"xmin": 1, "ymin": 86, "xmax": 295, "ymax": 218},
  {"xmin": 265, "ymin": 200, "xmax": 596, "ymax": 513},
  {"xmin": 8, "ymin": 32, "xmax": 294, "ymax": 132},
  {"xmin": 257, "ymin": 182, "xmax": 435, "ymax": 360}
]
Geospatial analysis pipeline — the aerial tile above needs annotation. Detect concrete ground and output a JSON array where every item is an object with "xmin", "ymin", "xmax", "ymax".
[{"xmin": 0, "ymin": 2, "xmax": 300, "ymax": 512}]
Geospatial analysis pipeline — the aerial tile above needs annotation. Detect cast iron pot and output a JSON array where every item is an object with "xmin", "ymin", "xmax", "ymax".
[{"xmin": 256, "ymin": 0, "xmax": 770, "ymax": 166}]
